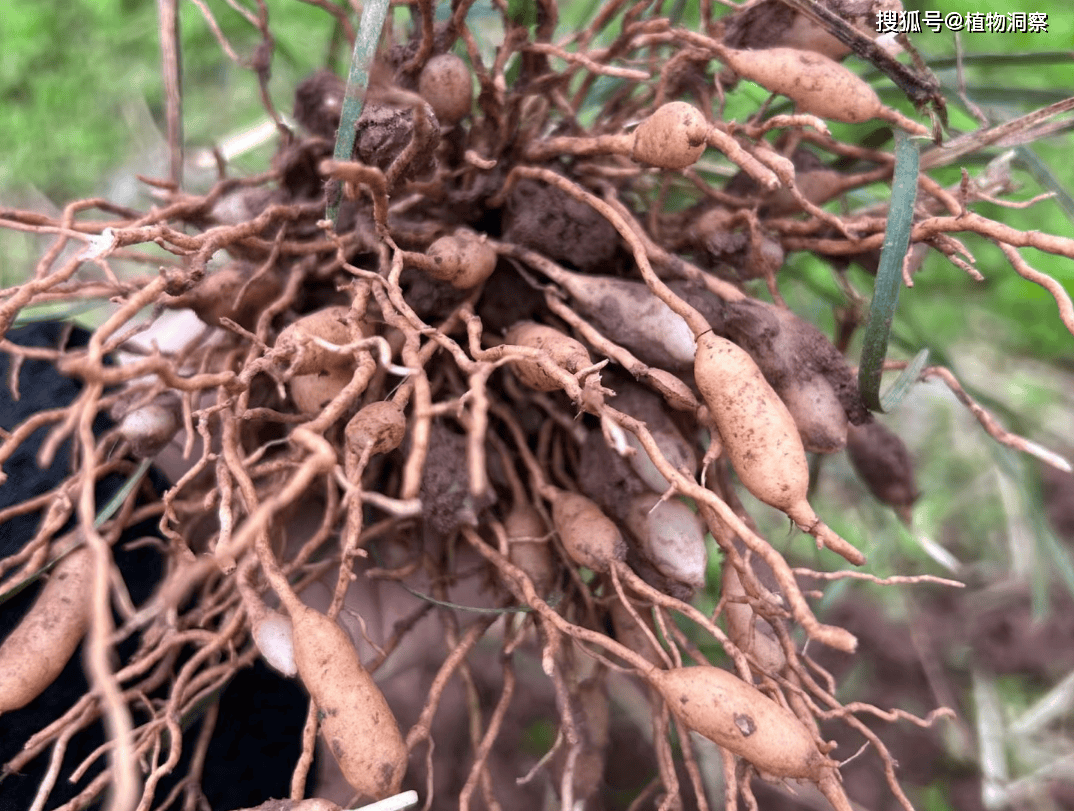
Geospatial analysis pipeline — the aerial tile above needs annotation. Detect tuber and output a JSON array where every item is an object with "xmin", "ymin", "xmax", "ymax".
[
  {"xmin": 423, "ymin": 229, "xmax": 498, "ymax": 289},
  {"xmin": 777, "ymin": 375, "xmax": 849, "ymax": 454},
  {"xmin": 252, "ymin": 610, "xmax": 298, "ymax": 678},
  {"xmin": 169, "ymin": 261, "xmax": 282, "ymax": 330},
  {"xmin": 847, "ymin": 419, "xmax": 919, "ymax": 523},
  {"xmin": 717, "ymin": 46, "xmax": 928, "ymax": 134},
  {"xmin": 505, "ymin": 500, "xmax": 559, "ymax": 597},
  {"xmin": 614, "ymin": 383, "xmax": 699, "ymax": 491},
  {"xmin": 418, "ymin": 53, "xmax": 473, "ymax": 126},
  {"xmin": 117, "ymin": 391, "xmax": 182, "ymax": 458},
  {"xmin": 275, "ymin": 306, "xmax": 364, "ymax": 376},
  {"xmin": 678, "ymin": 290, "xmax": 871, "ymax": 447},
  {"xmin": 624, "ymin": 494, "xmax": 708, "ymax": 591},
  {"xmin": 551, "ymin": 664, "xmax": 610, "ymax": 803},
  {"xmin": 649, "ymin": 665, "xmax": 835, "ymax": 780},
  {"xmin": 537, "ymin": 267, "xmax": 697, "ymax": 371},
  {"xmin": 504, "ymin": 322, "xmax": 593, "ymax": 392},
  {"xmin": 722, "ymin": 563, "xmax": 786, "ymax": 674},
  {"xmin": 694, "ymin": 330, "xmax": 865, "ymax": 565},
  {"xmin": 345, "ymin": 400, "xmax": 407, "ymax": 458},
  {"xmin": 631, "ymin": 101, "xmax": 709, "ymax": 170},
  {"xmin": 0, "ymin": 544, "xmax": 91, "ymax": 714},
  {"xmin": 289, "ymin": 601, "xmax": 406, "ymax": 801},
  {"xmin": 550, "ymin": 489, "xmax": 626, "ymax": 574},
  {"xmin": 279, "ymin": 306, "xmax": 375, "ymax": 414}
]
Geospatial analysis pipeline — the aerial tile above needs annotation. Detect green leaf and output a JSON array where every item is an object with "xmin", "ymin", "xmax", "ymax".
[
  {"xmin": 508, "ymin": 0, "xmax": 537, "ymax": 27},
  {"xmin": 858, "ymin": 130, "xmax": 920, "ymax": 412},
  {"xmin": 12, "ymin": 301, "xmax": 106, "ymax": 329},
  {"xmin": 95, "ymin": 458, "xmax": 152, "ymax": 528},
  {"xmin": 326, "ymin": 0, "xmax": 392, "ymax": 226},
  {"xmin": 880, "ymin": 347, "xmax": 929, "ymax": 412}
]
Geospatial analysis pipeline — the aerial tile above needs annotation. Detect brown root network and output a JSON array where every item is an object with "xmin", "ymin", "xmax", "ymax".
[{"xmin": 2, "ymin": 2, "xmax": 1073, "ymax": 811}]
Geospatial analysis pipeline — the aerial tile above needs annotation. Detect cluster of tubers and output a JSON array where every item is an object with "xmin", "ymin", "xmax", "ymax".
[{"xmin": 0, "ymin": 4, "xmax": 964, "ymax": 809}]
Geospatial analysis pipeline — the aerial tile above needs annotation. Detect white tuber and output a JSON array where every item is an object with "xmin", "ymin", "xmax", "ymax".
[
  {"xmin": 625, "ymin": 494, "xmax": 708, "ymax": 590},
  {"xmin": 252, "ymin": 610, "xmax": 297, "ymax": 677}
]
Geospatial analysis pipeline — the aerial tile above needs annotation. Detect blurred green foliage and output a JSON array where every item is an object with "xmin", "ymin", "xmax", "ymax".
[{"xmin": 0, "ymin": 0, "xmax": 330, "ymax": 199}]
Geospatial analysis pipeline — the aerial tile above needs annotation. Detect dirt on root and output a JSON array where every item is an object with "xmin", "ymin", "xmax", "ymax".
[{"xmin": 502, "ymin": 178, "xmax": 624, "ymax": 274}]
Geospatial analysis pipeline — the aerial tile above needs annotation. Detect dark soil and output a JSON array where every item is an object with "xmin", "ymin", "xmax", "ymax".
[
  {"xmin": 577, "ymin": 427, "xmax": 650, "ymax": 524},
  {"xmin": 502, "ymin": 178, "xmax": 623, "ymax": 274},
  {"xmin": 419, "ymin": 422, "xmax": 496, "ymax": 539},
  {"xmin": 293, "ymin": 69, "xmax": 441, "ymax": 184}
]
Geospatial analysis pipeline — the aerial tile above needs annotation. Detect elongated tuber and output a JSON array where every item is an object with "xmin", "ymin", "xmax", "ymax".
[
  {"xmin": 649, "ymin": 665, "xmax": 834, "ymax": 780},
  {"xmin": 550, "ymin": 489, "xmax": 627, "ymax": 573},
  {"xmin": 717, "ymin": 46, "xmax": 928, "ymax": 134},
  {"xmin": 694, "ymin": 331, "xmax": 864, "ymax": 564},
  {"xmin": 289, "ymin": 602, "xmax": 406, "ymax": 800},
  {"xmin": 0, "ymin": 544, "xmax": 91, "ymax": 714}
]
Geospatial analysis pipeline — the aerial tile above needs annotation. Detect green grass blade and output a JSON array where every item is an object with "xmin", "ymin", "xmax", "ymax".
[
  {"xmin": 938, "ymin": 87, "xmax": 1073, "ymax": 108},
  {"xmin": 325, "ymin": 0, "xmax": 391, "ymax": 226},
  {"xmin": 1013, "ymin": 144, "xmax": 1074, "ymax": 224},
  {"xmin": 927, "ymin": 52, "xmax": 1074, "ymax": 71},
  {"xmin": 395, "ymin": 578, "xmax": 541, "ymax": 613},
  {"xmin": 0, "ymin": 459, "xmax": 152, "ymax": 606},
  {"xmin": 0, "ymin": 542, "xmax": 80, "ymax": 607},
  {"xmin": 12, "ymin": 301, "xmax": 106, "ymax": 329},
  {"xmin": 880, "ymin": 347, "xmax": 929, "ymax": 412},
  {"xmin": 858, "ymin": 130, "xmax": 920, "ymax": 412},
  {"xmin": 971, "ymin": 667, "xmax": 1010, "ymax": 804},
  {"xmin": 95, "ymin": 458, "xmax": 152, "ymax": 528}
]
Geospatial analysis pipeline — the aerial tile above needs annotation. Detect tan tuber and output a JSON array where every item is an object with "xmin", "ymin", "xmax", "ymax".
[
  {"xmin": 345, "ymin": 401, "xmax": 407, "ymax": 458},
  {"xmin": 504, "ymin": 322, "xmax": 593, "ymax": 392},
  {"xmin": 117, "ymin": 391, "xmax": 182, "ymax": 458},
  {"xmin": 549, "ymin": 489, "xmax": 626, "ymax": 574},
  {"xmin": 694, "ymin": 331, "xmax": 865, "ymax": 565},
  {"xmin": 539, "ymin": 269, "xmax": 697, "ymax": 371},
  {"xmin": 275, "ymin": 306, "xmax": 363, "ymax": 376},
  {"xmin": 418, "ymin": 53, "xmax": 473, "ymax": 126},
  {"xmin": 631, "ymin": 101, "xmax": 709, "ymax": 170},
  {"xmin": 778, "ymin": 375, "xmax": 849, "ymax": 454},
  {"xmin": 721, "ymin": 563, "xmax": 786, "ymax": 674},
  {"xmin": 649, "ymin": 665, "xmax": 835, "ymax": 780},
  {"xmin": 422, "ymin": 229, "xmax": 498, "ymax": 289},
  {"xmin": 277, "ymin": 306, "xmax": 375, "ymax": 414},
  {"xmin": 623, "ymin": 494, "xmax": 708, "ymax": 591},
  {"xmin": 717, "ymin": 46, "xmax": 928, "ymax": 135},
  {"xmin": 0, "ymin": 544, "xmax": 91, "ymax": 714},
  {"xmin": 505, "ymin": 500, "xmax": 559, "ymax": 597},
  {"xmin": 168, "ymin": 262, "xmax": 282, "ymax": 330},
  {"xmin": 288, "ymin": 601, "xmax": 406, "ymax": 801},
  {"xmin": 525, "ymin": 101, "xmax": 710, "ymax": 171}
]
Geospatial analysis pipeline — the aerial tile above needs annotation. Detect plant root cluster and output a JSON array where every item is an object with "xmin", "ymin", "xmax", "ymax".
[{"xmin": 1, "ymin": 2, "xmax": 1072, "ymax": 810}]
